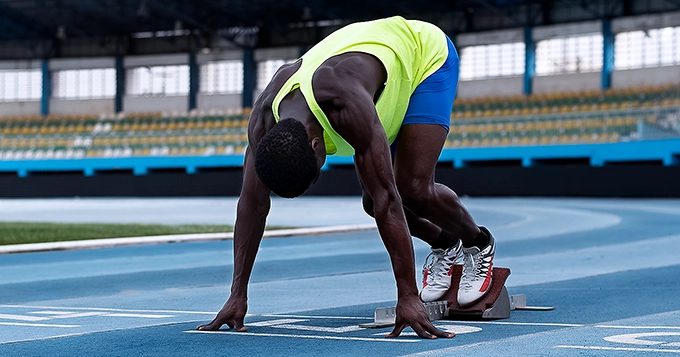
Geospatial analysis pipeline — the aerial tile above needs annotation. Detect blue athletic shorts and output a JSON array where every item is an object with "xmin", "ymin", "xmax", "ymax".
[{"xmin": 401, "ymin": 36, "xmax": 459, "ymax": 132}]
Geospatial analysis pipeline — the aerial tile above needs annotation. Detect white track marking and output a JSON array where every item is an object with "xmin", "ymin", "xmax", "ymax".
[
  {"xmin": 0, "ymin": 224, "xmax": 376, "ymax": 254},
  {"xmin": 0, "ymin": 322, "xmax": 79, "ymax": 328},
  {"xmin": 272, "ymin": 324, "xmax": 364, "ymax": 333},
  {"xmin": 0, "ymin": 305, "xmax": 217, "ymax": 315},
  {"xmin": 0, "ymin": 314, "xmax": 51, "ymax": 322},
  {"xmin": 376, "ymin": 325, "xmax": 483, "ymax": 337},
  {"xmin": 604, "ymin": 332, "xmax": 680, "ymax": 345},
  {"xmin": 452, "ymin": 321, "xmax": 584, "ymax": 327},
  {"xmin": 103, "ymin": 313, "xmax": 173, "ymax": 318},
  {"xmin": 262, "ymin": 314, "xmax": 368, "ymax": 320},
  {"xmin": 247, "ymin": 318, "xmax": 363, "ymax": 333},
  {"xmin": 0, "ymin": 321, "xmax": 199, "ymax": 345},
  {"xmin": 186, "ymin": 329, "xmax": 420, "ymax": 342},
  {"xmin": 596, "ymin": 325, "xmax": 680, "ymax": 330},
  {"xmin": 247, "ymin": 319, "xmax": 308, "ymax": 327},
  {"xmin": 555, "ymin": 345, "xmax": 680, "ymax": 353}
]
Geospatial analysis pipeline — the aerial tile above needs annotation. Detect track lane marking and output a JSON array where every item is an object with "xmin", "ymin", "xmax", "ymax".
[
  {"xmin": 555, "ymin": 345, "xmax": 680, "ymax": 353},
  {"xmin": 0, "ymin": 322, "xmax": 79, "ymax": 328},
  {"xmin": 186, "ymin": 329, "xmax": 420, "ymax": 342}
]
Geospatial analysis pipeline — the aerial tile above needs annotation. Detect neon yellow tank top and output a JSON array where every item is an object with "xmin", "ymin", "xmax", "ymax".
[{"xmin": 271, "ymin": 16, "xmax": 448, "ymax": 156}]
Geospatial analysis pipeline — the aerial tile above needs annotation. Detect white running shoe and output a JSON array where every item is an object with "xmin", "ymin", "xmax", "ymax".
[
  {"xmin": 420, "ymin": 239, "xmax": 462, "ymax": 302},
  {"xmin": 457, "ymin": 227, "xmax": 495, "ymax": 307}
]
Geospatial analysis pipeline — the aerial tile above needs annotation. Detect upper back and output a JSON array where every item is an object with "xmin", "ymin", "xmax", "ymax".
[{"xmin": 270, "ymin": 16, "xmax": 448, "ymax": 156}]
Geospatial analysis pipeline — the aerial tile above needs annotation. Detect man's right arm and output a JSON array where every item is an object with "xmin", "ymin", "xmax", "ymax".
[{"xmin": 197, "ymin": 98, "xmax": 274, "ymax": 332}]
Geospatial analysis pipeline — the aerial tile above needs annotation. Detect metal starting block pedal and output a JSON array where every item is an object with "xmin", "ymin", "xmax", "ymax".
[
  {"xmin": 360, "ymin": 266, "xmax": 554, "ymax": 328},
  {"xmin": 359, "ymin": 301, "xmax": 448, "ymax": 328}
]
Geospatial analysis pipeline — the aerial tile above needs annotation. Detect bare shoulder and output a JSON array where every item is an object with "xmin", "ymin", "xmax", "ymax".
[
  {"xmin": 312, "ymin": 53, "xmax": 386, "ymax": 107},
  {"xmin": 248, "ymin": 61, "xmax": 302, "ymax": 145},
  {"xmin": 255, "ymin": 60, "xmax": 302, "ymax": 108}
]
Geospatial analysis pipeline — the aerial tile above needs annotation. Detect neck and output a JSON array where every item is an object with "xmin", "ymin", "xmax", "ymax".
[{"xmin": 279, "ymin": 89, "xmax": 323, "ymax": 139}]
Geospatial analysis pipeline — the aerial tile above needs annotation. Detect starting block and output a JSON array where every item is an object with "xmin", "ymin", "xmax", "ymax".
[{"xmin": 360, "ymin": 266, "xmax": 553, "ymax": 328}]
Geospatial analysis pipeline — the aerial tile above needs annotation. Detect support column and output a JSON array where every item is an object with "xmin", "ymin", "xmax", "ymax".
[
  {"xmin": 523, "ymin": 27, "xmax": 535, "ymax": 95},
  {"xmin": 188, "ymin": 52, "xmax": 198, "ymax": 110},
  {"xmin": 602, "ymin": 19, "xmax": 614, "ymax": 90},
  {"xmin": 115, "ymin": 56, "xmax": 124, "ymax": 113},
  {"xmin": 40, "ymin": 59, "xmax": 50, "ymax": 116},
  {"xmin": 242, "ymin": 48, "xmax": 256, "ymax": 109}
]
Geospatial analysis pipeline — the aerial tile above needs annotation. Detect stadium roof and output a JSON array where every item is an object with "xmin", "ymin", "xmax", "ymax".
[{"xmin": 0, "ymin": 0, "xmax": 679, "ymax": 58}]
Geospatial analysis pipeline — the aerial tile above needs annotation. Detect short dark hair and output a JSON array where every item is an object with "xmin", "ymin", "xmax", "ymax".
[{"xmin": 255, "ymin": 118, "xmax": 319, "ymax": 198}]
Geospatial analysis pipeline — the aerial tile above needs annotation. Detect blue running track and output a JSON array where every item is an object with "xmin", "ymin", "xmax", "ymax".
[{"xmin": 1, "ymin": 198, "xmax": 680, "ymax": 356}]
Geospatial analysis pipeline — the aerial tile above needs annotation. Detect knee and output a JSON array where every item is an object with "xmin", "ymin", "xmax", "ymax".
[{"xmin": 398, "ymin": 180, "xmax": 432, "ymax": 215}]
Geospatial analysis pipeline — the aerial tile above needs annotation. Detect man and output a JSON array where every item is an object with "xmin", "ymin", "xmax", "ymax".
[{"xmin": 198, "ymin": 16, "xmax": 496, "ymax": 339}]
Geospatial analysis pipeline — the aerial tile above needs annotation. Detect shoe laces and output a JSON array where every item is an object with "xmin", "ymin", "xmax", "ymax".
[
  {"xmin": 461, "ymin": 250, "xmax": 483, "ymax": 290},
  {"xmin": 423, "ymin": 248, "xmax": 456, "ymax": 280}
]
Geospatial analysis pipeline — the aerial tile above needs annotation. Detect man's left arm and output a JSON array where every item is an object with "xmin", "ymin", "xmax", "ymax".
[{"xmin": 328, "ymin": 85, "xmax": 453, "ymax": 339}]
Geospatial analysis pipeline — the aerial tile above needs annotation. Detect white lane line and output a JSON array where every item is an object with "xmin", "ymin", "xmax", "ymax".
[
  {"xmin": 604, "ymin": 332, "xmax": 680, "ymax": 345},
  {"xmin": 248, "ymin": 319, "xmax": 308, "ymax": 327},
  {"xmin": 555, "ymin": 345, "xmax": 680, "ymax": 353},
  {"xmin": 0, "ymin": 314, "xmax": 51, "ymax": 322},
  {"xmin": 0, "ymin": 322, "xmax": 79, "ymax": 328},
  {"xmin": 49, "ymin": 312, "xmax": 104, "ymax": 319},
  {"xmin": 0, "ymin": 224, "xmax": 377, "ymax": 254},
  {"xmin": 452, "ymin": 321, "xmax": 584, "ymax": 327},
  {"xmin": 103, "ymin": 313, "xmax": 173, "ymax": 319},
  {"xmin": 376, "ymin": 325, "xmax": 483, "ymax": 337},
  {"xmin": 272, "ymin": 324, "xmax": 364, "ymax": 333},
  {"xmin": 0, "ymin": 305, "xmax": 217, "ymax": 315},
  {"xmin": 1, "ymin": 321, "xmax": 201, "ymax": 345},
  {"xmin": 30, "ymin": 311, "xmax": 76, "ymax": 315},
  {"xmin": 262, "ymin": 314, "xmax": 369, "ymax": 320},
  {"xmin": 596, "ymin": 325, "xmax": 680, "ymax": 330},
  {"xmin": 186, "ymin": 330, "xmax": 420, "ymax": 343}
]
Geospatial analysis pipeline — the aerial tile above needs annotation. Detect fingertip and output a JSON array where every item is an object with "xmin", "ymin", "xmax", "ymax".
[{"xmin": 236, "ymin": 326, "xmax": 248, "ymax": 332}]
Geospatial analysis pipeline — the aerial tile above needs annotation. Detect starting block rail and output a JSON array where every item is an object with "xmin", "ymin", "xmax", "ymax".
[{"xmin": 360, "ymin": 266, "xmax": 554, "ymax": 328}]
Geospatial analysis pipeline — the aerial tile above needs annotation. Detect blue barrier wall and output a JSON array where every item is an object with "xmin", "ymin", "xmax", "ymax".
[{"xmin": 1, "ymin": 138, "xmax": 678, "ymax": 178}]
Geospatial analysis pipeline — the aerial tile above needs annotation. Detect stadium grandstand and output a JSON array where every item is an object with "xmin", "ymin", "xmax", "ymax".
[{"xmin": 0, "ymin": 0, "xmax": 679, "ymax": 197}]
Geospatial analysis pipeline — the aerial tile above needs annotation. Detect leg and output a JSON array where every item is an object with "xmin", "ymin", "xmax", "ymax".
[
  {"xmin": 394, "ymin": 124, "xmax": 494, "ymax": 306},
  {"xmin": 357, "ymin": 166, "xmax": 445, "ymax": 245},
  {"xmin": 393, "ymin": 124, "xmax": 480, "ymax": 245}
]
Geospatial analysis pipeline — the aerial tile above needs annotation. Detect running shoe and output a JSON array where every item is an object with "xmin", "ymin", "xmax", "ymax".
[
  {"xmin": 420, "ymin": 239, "xmax": 462, "ymax": 302},
  {"xmin": 457, "ymin": 227, "xmax": 495, "ymax": 307}
]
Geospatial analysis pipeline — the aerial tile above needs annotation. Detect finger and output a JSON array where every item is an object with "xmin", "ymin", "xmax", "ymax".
[
  {"xmin": 385, "ymin": 322, "xmax": 407, "ymax": 338},
  {"xmin": 196, "ymin": 320, "xmax": 222, "ymax": 331},
  {"xmin": 426, "ymin": 324, "xmax": 455, "ymax": 339},
  {"xmin": 413, "ymin": 324, "xmax": 437, "ymax": 340}
]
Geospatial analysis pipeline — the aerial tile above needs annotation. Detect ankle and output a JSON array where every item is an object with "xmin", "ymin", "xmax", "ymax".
[
  {"xmin": 471, "ymin": 227, "xmax": 491, "ymax": 249},
  {"xmin": 431, "ymin": 231, "xmax": 459, "ymax": 249}
]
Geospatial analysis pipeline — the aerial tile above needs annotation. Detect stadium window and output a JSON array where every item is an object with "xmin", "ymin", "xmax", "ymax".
[
  {"xmin": 459, "ymin": 42, "xmax": 525, "ymax": 81},
  {"xmin": 200, "ymin": 60, "xmax": 244, "ymax": 94},
  {"xmin": 52, "ymin": 68, "xmax": 116, "ymax": 100},
  {"xmin": 0, "ymin": 69, "xmax": 42, "ymax": 102},
  {"xmin": 126, "ymin": 65, "xmax": 189, "ymax": 96},
  {"xmin": 535, "ymin": 33, "xmax": 603, "ymax": 75},
  {"xmin": 257, "ymin": 59, "xmax": 295, "ymax": 90},
  {"xmin": 615, "ymin": 26, "xmax": 680, "ymax": 70}
]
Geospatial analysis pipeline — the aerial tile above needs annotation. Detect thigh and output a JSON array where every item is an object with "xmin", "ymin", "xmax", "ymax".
[{"xmin": 393, "ymin": 124, "xmax": 448, "ymax": 188}]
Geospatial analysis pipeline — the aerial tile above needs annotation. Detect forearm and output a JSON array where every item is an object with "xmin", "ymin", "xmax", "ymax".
[
  {"xmin": 230, "ymin": 198, "xmax": 269, "ymax": 297},
  {"xmin": 373, "ymin": 192, "xmax": 419, "ymax": 298}
]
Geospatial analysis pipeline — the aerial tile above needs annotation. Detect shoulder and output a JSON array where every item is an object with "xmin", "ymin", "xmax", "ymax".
[
  {"xmin": 255, "ymin": 60, "xmax": 302, "ymax": 108},
  {"xmin": 249, "ymin": 61, "xmax": 301, "ymax": 146},
  {"xmin": 312, "ymin": 53, "xmax": 385, "ymax": 107}
]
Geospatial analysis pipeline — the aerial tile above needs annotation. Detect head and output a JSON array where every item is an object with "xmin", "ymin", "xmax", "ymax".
[{"xmin": 255, "ymin": 118, "xmax": 325, "ymax": 198}]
